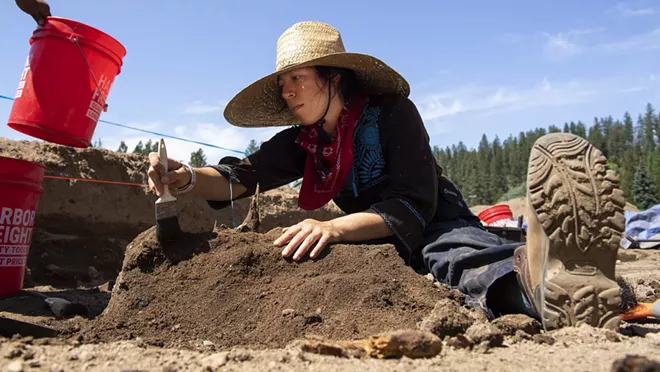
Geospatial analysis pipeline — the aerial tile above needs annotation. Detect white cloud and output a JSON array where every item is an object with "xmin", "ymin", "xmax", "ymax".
[
  {"xmin": 415, "ymin": 75, "xmax": 655, "ymax": 126},
  {"xmin": 610, "ymin": 2, "xmax": 655, "ymax": 16},
  {"xmin": 541, "ymin": 28, "xmax": 604, "ymax": 59},
  {"xmin": 419, "ymin": 99, "xmax": 463, "ymax": 121},
  {"xmin": 538, "ymin": 27, "xmax": 660, "ymax": 59},
  {"xmin": 183, "ymin": 100, "xmax": 228, "ymax": 115},
  {"xmin": 622, "ymin": 86, "xmax": 646, "ymax": 93}
]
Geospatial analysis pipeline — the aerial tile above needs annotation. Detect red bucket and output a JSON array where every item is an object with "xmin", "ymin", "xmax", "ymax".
[
  {"xmin": 7, "ymin": 17, "xmax": 126, "ymax": 148},
  {"xmin": 0, "ymin": 157, "xmax": 45, "ymax": 297},
  {"xmin": 478, "ymin": 204, "xmax": 514, "ymax": 227}
]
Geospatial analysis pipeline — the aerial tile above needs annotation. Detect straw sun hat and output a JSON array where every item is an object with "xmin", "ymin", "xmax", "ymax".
[{"xmin": 223, "ymin": 21, "xmax": 410, "ymax": 127}]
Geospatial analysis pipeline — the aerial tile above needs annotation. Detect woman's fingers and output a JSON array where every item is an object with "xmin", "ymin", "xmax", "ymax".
[
  {"xmin": 292, "ymin": 231, "xmax": 321, "ymax": 261},
  {"xmin": 147, "ymin": 153, "xmax": 186, "ymax": 196},
  {"xmin": 281, "ymin": 230, "xmax": 308, "ymax": 258},
  {"xmin": 273, "ymin": 224, "xmax": 300, "ymax": 247},
  {"xmin": 309, "ymin": 233, "xmax": 331, "ymax": 259}
]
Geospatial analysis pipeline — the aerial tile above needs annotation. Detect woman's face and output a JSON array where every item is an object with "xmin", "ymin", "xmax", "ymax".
[{"xmin": 278, "ymin": 67, "xmax": 334, "ymax": 125}]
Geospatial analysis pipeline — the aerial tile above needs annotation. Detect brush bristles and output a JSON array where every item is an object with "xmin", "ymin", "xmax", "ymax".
[
  {"xmin": 155, "ymin": 200, "xmax": 178, "ymax": 220},
  {"xmin": 156, "ymin": 216, "xmax": 181, "ymax": 244},
  {"xmin": 616, "ymin": 276, "xmax": 638, "ymax": 311}
]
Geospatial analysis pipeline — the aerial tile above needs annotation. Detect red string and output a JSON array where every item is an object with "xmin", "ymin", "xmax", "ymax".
[{"xmin": 44, "ymin": 175, "xmax": 148, "ymax": 187}]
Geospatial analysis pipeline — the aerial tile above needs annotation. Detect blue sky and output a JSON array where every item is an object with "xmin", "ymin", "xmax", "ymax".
[{"xmin": 1, "ymin": 0, "xmax": 659, "ymax": 162}]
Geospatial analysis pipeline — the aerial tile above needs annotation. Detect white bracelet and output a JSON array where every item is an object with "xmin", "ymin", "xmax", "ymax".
[{"xmin": 175, "ymin": 163, "xmax": 196, "ymax": 194}]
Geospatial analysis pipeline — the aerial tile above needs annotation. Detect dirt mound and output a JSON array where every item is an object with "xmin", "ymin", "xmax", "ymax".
[{"xmin": 85, "ymin": 227, "xmax": 452, "ymax": 350}]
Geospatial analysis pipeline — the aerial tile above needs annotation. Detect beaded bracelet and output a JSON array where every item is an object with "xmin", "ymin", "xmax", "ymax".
[{"xmin": 175, "ymin": 163, "xmax": 196, "ymax": 194}]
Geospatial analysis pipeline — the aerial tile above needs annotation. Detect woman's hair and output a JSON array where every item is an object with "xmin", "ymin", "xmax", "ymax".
[{"xmin": 314, "ymin": 66, "xmax": 360, "ymax": 104}]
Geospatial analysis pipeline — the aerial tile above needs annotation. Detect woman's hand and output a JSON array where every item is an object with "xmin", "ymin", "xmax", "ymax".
[
  {"xmin": 147, "ymin": 152, "xmax": 191, "ymax": 197},
  {"xmin": 274, "ymin": 219, "xmax": 342, "ymax": 261},
  {"xmin": 15, "ymin": 0, "xmax": 51, "ymax": 25}
]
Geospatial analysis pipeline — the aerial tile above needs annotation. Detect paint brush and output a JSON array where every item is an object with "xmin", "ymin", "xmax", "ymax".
[{"xmin": 155, "ymin": 138, "xmax": 181, "ymax": 244}]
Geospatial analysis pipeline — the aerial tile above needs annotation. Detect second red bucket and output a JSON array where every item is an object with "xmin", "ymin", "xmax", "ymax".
[
  {"xmin": 478, "ymin": 204, "xmax": 514, "ymax": 227},
  {"xmin": 7, "ymin": 17, "xmax": 127, "ymax": 148},
  {"xmin": 0, "ymin": 156, "xmax": 45, "ymax": 297}
]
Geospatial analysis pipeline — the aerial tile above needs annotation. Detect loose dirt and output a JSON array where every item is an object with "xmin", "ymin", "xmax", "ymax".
[{"xmin": 83, "ymin": 227, "xmax": 453, "ymax": 350}]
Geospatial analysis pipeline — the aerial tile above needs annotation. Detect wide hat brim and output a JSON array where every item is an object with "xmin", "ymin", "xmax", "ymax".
[{"xmin": 223, "ymin": 52, "xmax": 410, "ymax": 128}]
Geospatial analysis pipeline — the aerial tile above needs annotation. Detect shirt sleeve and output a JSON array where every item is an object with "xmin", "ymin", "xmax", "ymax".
[
  {"xmin": 206, "ymin": 126, "xmax": 307, "ymax": 210},
  {"xmin": 369, "ymin": 97, "xmax": 438, "ymax": 257}
]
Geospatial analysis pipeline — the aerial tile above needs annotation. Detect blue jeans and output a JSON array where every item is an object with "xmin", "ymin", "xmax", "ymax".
[{"xmin": 417, "ymin": 218, "xmax": 536, "ymax": 319}]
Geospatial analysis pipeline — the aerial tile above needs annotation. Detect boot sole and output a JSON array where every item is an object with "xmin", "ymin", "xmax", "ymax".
[{"xmin": 527, "ymin": 133, "xmax": 626, "ymax": 331}]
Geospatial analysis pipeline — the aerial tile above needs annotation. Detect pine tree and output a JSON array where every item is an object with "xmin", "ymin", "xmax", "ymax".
[
  {"xmin": 117, "ymin": 141, "xmax": 128, "ymax": 153},
  {"xmin": 189, "ymin": 148, "xmax": 207, "ymax": 167},
  {"xmin": 132, "ymin": 139, "xmax": 157, "ymax": 155},
  {"xmin": 633, "ymin": 167, "xmax": 659, "ymax": 210},
  {"xmin": 246, "ymin": 139, "xmax": 261, "ymax": 154},
  {"xmin": 132, "ymin": 141, "xmax": 144, "ymax": 154},
  {"xmin": 642, "ymin": 103, "xmax": 656, "ymax": 152}
]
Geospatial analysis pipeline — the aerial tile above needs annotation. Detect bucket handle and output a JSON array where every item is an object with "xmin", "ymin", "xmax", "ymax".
[{"xmin": 70, "ymin": 36, "xmax": 109, "ymax": 113}]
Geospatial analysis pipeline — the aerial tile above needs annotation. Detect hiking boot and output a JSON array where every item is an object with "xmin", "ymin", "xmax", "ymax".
[{"xmin": 514, "ymin": 132, "xmax": 626, "ymax": 331}]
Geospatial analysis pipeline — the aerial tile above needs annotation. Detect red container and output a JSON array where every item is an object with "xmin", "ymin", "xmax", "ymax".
[
  {"xmin": 7, "ymin": 17, "xmax": 126, "ymax": 148},
  {"xmin": 0, "ymin": 157, "xmax": 45, "ymax": 297},
  {"xmin": 478, "ymin": 204, "xmax": 514, "ymax": 227}
]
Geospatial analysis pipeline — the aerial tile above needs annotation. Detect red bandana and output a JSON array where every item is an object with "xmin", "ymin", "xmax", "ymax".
[{"xmin": 295, "ymin": 92, "xmax": 370, "ymax": 210}]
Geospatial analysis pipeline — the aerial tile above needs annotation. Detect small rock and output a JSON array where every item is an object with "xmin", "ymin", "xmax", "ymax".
[
  {"xmin": 532, "ymin": 333, "xmax": 556, "ymax": 345},
  {"xmin": 21, "ymin": 349, "xmax": 35, "ymax": 361},
  {"xmin": 171, "ymin": 324, "xmax": 181, "ymax": 331},
  {"xmin": 135, "ymin": 337, "xmax": 145, "ymax": 348},
  {"xmin": 446, "ymin": 334, "xmax": 474, "ymax": 350},
  {"xmin": 510, "ymin": 329, "xmax": 533, "ymax": 344},
  {"xmin": 418, "ymin": 299, "xmax": 475, "ymax": 338},
  {"xmin": 465, "ymin": 323, "xmax": 504, "ymax": 347},
  {"xmin": 228, "ymin": 350, "xmax": 252, "ymax": 362},
  {"xmin": 203, "ymin": 340, "xmax": 215, "ymax": 347},
  {"xmin": 28, "ymin": 361, "xmax": 40, "ymax": 368},
  {"xmin": 282, "ymin": 309, "xmax": 295, "ymax": 317},
  {"xmin": 604, "ymin": 330, "xmax": 621, "ymax": 343},
  {"xmin": 366, "ymin": 329, "xmax": 443, "ymax": 359},
  {"xmin": 612, "ymin": 354, "xmax": 660, "ymax": 372},
  {"xmin": 4, "ymin": 348, "xmax": 23, "ymax": 359},
  {"xmin": 491, "ymin": 314, "xmax": 542, "ymax": 336},
  {"xmin": 298, "ymin": 340, "xmax": 349, "ymax": 358},
  {"xmin": 278, "ymin": 353, "xmax": 291, "ymax": 363},
  {"xmin": 7, "ymin": 360, "xmax": 24, "ymax": 372}
]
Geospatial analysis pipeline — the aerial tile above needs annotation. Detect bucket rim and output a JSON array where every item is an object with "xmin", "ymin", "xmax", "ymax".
[
  {"xmin": 0, "ymin": 155, "xmax": 46, "ymax": 170},
  {"xmin": 31, "ymin": 16, "xmax": 127, "ymax": 58},
  {"xmin": 477, "ymin": 204, "xmax": 511, "ymax": 217}
]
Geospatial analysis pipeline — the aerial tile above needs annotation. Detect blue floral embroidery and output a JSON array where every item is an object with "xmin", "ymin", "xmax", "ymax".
[{"xmin": 343, "ymin": 104, "xmax": 387, "ymax": 195}]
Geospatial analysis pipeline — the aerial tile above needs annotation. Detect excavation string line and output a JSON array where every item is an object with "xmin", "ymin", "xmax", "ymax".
[
  {"xmin": 0, "ymin": 94, "xmax": 249, "ymax": 156},
  {"xmin": 43, "ymin": 175, "xmax": 148, "ymax": 187}
]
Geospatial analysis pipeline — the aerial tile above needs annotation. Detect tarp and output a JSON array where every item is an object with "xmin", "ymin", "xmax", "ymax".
[{"xmin": 623, "ymin": 204, "xmax": 660, "ymax": 249}]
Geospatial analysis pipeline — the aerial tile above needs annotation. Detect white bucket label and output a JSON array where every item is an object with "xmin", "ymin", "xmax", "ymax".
[
  {"xmin": 14, "ymin": 56, "xmax": 30, "ymax": 99},
  {"xmin": 0, "ymin": 207, "xmax": 36, "ymax": 268},
  {"xmin": 86, "ymin": 73, "xmax": 110, "ymax": 123}
]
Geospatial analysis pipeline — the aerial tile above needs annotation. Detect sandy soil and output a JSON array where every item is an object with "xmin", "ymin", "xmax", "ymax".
[{"xmin": 2, "ymin": 138, "xmax": 660, "ymax": 372}]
